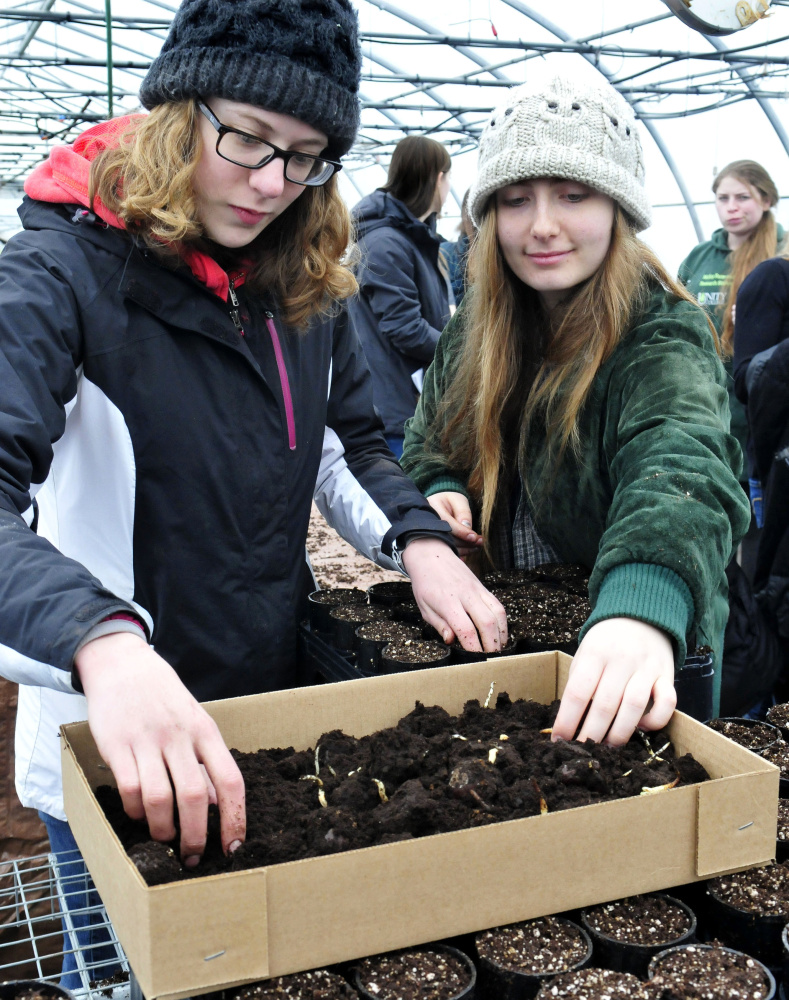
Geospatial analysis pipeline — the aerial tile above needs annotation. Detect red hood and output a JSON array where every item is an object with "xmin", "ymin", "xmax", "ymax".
[{"xmin": 24, "ymin": 116, "xmax": 240, "ymax": 299}]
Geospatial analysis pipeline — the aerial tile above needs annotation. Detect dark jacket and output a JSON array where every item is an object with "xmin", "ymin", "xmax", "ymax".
[
  {"xmin": 738, "ymin": 296, "xmax": 789, "ymax": 637},
  {"xmin": 733, "ymin": 256, "xmax": 789, "ymax": 482},
  {"xmin": 402, "ymin": 286, "xmax": 750, "ymax": 708},
  {"xmin": 0, "ymin": 196, "xmax": 451, "ymax": 818},
  {"xmin": 348, "ymin": 190, "xmax": 450, "ymax": 438}
]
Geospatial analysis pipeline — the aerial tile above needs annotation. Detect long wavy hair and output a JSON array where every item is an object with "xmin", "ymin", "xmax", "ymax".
[
  {"xmin": 434, "ymin": 203, "xmax": 707, "ymax": 560},
  {"xmin": 379, "ymin": 135, "xmax": 451, "ymax": 220},
  {"xmin": 713, "ymin": 160, "xmax": 780, "ymax": 357},
  {"xmin": 90, "ymin": 100, "xmax": 356, "ymax": 328}
]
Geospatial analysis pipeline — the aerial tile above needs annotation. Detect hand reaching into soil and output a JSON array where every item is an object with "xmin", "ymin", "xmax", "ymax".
[
  {"xmin": 401, "ymin": 537, "xmax": 507, "ymax": 652},
  {"xmin": 551, "ymin": 618, "xmax": 676, "ymax": 745},
  {"xmin": 426, "ymin": 491, "xmax": 484, "ymax": 559},
  {"xmin": 75, "ymin": 632, "xmax": 245, "ymax": 866}
]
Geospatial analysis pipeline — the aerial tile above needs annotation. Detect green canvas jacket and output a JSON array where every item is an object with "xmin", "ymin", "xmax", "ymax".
[
  {"xmin": 402, "ymin": 283, "xmax": 751, "ymax": 704},
  {"xmin": 678, "ymin": 225, "xmax": 785, "ymax": 469}
]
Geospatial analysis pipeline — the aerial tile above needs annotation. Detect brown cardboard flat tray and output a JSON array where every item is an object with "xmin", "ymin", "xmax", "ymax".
[{"xmin": 61, "ymin": 652, "xmax": 779, "ymax": 1000}]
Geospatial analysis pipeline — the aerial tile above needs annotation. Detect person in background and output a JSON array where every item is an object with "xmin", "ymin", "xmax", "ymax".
[
  {"xmin": 733, "ymin": 253, "xmax": 789, "ymax": 671},
  {"xmin": 678, "ymin": 160, "xmax": 783, "ymax": 580},
  {"xmin": 441, "ymin": 189, "xmax": 475, "ymax": 309},
  {"xmin": 349, "ymin": 136, "xmax": 452, "ymax": 458},
  {"xmin": 0, "ymin": 0, "xmax": 507, "ymax": 983},
  {"xmin": 401, "ymin": 75, "xmax": 749, "ymax": 745}
]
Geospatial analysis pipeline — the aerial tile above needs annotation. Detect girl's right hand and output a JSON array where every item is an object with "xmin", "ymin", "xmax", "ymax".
[
  {"xmin": 427, "ymin": 491, "xmax": 485, "ymax": 559},
  {"xmin": 75, "ymin": 632, "xmax": 246, "ymax": 868}
]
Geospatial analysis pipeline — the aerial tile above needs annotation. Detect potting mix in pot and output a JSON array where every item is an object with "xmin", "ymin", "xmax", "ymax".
[
  {"xmin": 226, "ymin": 970, "xmax": 358, "ymax": 1000},
  {"xmin": 355, "ymin": 947, "xmax": 474, "ymax": 1000},
  {"xmin": 647, "ymin": 942, "xmax": 774, "ymax": 999},
  {"xmin": 475, "ymin": 916, "xmax": 590, "ymax": 977},
  {"xmin": 98, "ymin": 691, "xmax": 709, "ymax": 886}
]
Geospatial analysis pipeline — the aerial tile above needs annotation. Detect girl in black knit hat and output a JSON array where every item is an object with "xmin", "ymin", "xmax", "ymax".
[{"xmin": 0, "ymin": 0, "xmax": 506, "ymax": 970}]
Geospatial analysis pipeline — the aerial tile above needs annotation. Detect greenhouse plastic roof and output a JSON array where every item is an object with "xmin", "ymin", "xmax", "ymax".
[{"xmin": 2, "ymin": 0, "xmax": 789, "ymax": 267}]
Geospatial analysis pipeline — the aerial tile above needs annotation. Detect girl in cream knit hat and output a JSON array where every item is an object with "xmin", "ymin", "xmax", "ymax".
[{"xmin": 402, "ymin": 74, "xmax": 750, "ymax": 744}]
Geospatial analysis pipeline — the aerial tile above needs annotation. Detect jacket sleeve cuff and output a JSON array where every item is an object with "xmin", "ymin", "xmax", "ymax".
[
  {"xmin": 423, "ymin": 477, "xmax": 470, "ymax": 500},
  {"xmin": 579, "ymin": 563, "xmax": 695, "ymax": 667}
]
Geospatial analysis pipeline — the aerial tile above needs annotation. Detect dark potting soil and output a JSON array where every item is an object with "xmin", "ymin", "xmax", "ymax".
[
  {"xmin": 310, "ymin": 588, "xmax": 368, "ymax": 606},
  {"xmin": 382, "ymin": 639, "xmax": 449, "ymax": 664},
  {"xmin": 227, "ymin": 970, "xmax": 357, "ymax": 1000},
  {"xmin": 533, "ymin": 966, "xmax": 650, "ymax": 998},
  {"xmin": 778, "ymin": 800, "xmax": 789, "ymax": 841},
  {"xmin": 767, "ymin": 702, "xmax": 789, "ymax": 730},
  {"xmin": 355, "ymin": 949, "xmax": 470, "ymax": 1000},
  {"xmin": 706, "ymin": 718, "xmax": 777, "ymax": 749},
  {"xmin": 647, "ymin": 942, "xmax": 771, "ymax": 999},
  {"xmin": 475, "ymin": 916, "xmax": 588, "ymax": 974},
  {"xmin": 707, "ymin": 862, "xmax": 789, "ymax": 916},
  {"xmin": 582, "ymin": 894, "xmax": 691, "ymax": 945},
  {"xmin": 760, "ymin": 738, "xmax": 789, "ymax": 776},
  {"xmin": 356, "ymin": 621, "xmax": 422, "ymax": 643},
  {"xmin": 98, "ymin": 693, "xmax": 710, "ymax": 886},
  {"xmin": 330, "ymin": 605, "xmax": 389, "ymax": 626}
]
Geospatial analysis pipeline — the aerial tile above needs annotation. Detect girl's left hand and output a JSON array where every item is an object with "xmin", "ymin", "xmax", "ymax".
[
  {"xmin": 401, "ymin": 537, "xmax": 507, "ymax": 652},
  {"xmin": 551, "ymin": 618, "xmax": 676, "ymax": 746}
]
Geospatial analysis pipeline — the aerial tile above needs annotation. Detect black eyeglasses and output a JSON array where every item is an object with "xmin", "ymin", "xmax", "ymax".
[{"xmin": 198, "ymin": 102, "xmax": 341, "ymax": 187}]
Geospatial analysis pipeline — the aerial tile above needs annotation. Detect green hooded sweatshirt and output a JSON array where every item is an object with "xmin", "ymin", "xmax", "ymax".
[{"xmin": 402, "ymin": 283, "xmax": 751, "ymax": 710}]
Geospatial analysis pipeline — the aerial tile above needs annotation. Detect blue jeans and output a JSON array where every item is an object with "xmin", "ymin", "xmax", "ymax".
[
  {"xmin": 385, "ymin": 435, "xmax": 404, "ymax": 460},
  {"xmin": 40, "ymin": 812, "xmax": 122, "ymax": 989}
]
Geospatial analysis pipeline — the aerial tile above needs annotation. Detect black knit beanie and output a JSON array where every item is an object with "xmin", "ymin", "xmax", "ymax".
[{"xmin": 139, "ymin": 0, "xmax": 362, "ymax": 159}]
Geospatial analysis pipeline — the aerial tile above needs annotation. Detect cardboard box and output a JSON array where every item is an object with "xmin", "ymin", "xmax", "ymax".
[{"xmin": 61, "ymin": 653, "xmax": 779, "ymax": 1000}]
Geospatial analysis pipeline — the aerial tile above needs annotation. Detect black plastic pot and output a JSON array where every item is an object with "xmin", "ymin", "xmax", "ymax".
[
  {"xmin": 475, "ymin": 916, "xmax": 593, "ymax": 1000},
  {"xmin": 782, "ymin": 922, "xmax": 789, "ymax": 991},
  {"xmin": 516, "ymin": 637, "xmax": 578, "ymax": 656},
  {"xmin": 355, "ymin": 622, "xmax": 422, "ymax": 673},
  {"xmin": 705, "ymin": 716, "xmax": 782, "ymax": 753},
  {"xmin": 705, "ymin": 876, "xmax": 789, "ymax": 967},
  {"xmin": 307, "ymin": 587, "xmax": 367, "ymax": 634},
  {"xmin": 380, "ymin": 639, "xmax": 451, "ymax": 673},
  {"xmin": 366, "ymin": 580, "xmax": 415, "ymax": 607},
  {"xmin": 647, "ymin": 942, "xmax": 776, "ymax": 999},
  {"xmin": 674, "ymin": 651, "xmax": 715, "ymax": 722},
  {"xmin": 579, "ymin": 893, "xmax": 696, "ymax": 978},
  {"xmin": 354, "ymin": 944, "xmax": 477, "ymax": 1000},
  {"xmin": 328, "ymin": 603, "xmax": 388, "ymax": 651},
  {"xmin": 0, "ymin": 983, "xmax": 76, "ymax": 1000}
]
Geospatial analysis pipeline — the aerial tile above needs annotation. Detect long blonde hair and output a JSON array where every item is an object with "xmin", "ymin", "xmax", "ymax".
[
  {"xmin": 436, "ymin": 204, "xmax": 706, "ymax": 560},
  {"xmin": 90, "ymin": 100, "xmax": 356, "ymax": 328},
  {"xmin": 712, "ymin": 160, "xmax": 779, "ymax": 357}
]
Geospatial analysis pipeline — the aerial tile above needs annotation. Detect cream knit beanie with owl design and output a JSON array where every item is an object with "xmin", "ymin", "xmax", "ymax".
[{"xmin": 468, "ymin": 76, "xmax": 652, "ymax": 232}]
